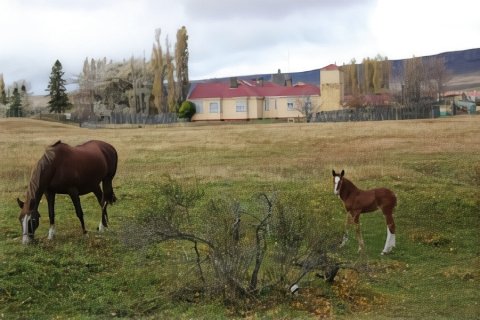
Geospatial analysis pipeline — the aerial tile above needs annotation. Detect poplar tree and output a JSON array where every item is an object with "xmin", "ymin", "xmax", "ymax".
[
  {"xmin": 152, "ymin": 28, "xmax": 166, "ymax": 113},
  {"xmin": 46, "ymin": 60, "xmax": 72, "ymax": 114},
  {"xmin": 166, "ymin": 36, "xmax": 177, "ymax": 113},
  {"xmin": 175, "ymin": 26, "xmax": 189, "ymax": 103},
  {"xmin": 373, "ymin": 58, "xmax": 381, "ymax": 93},
  {"xmin": 349, "ymin": 59, "xmax": 358, "ymax": 96}
]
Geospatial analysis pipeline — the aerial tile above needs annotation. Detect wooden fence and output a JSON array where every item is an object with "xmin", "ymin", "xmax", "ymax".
[
  {"xmin": 313, "ymin": 104, "xmax": 440, "ymax": 122},
  {"xmin": 80, "ymin": 112, "xmax": 178, "ymax": 127}
]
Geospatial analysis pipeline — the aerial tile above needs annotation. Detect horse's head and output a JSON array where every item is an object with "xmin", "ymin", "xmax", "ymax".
[
  {"xmin": 332, "ymin": 169, "xmax": 345, "ymax": 195},
  {"xmin": 17, "ymin": 198, "xmax": 40, "ymax": 244}
]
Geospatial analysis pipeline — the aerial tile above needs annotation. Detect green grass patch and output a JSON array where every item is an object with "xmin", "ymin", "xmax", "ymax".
[{"xmin": 1, "ymin": 117, "xmax": 479, "ymax": 319}]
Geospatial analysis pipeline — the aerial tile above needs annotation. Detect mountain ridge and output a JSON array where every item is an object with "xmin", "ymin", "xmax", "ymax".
[{"xmin": 194, "ymin": 48, "xmax": 480, "ymax": 91}]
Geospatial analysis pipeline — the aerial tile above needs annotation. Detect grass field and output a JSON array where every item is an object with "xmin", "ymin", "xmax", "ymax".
[{"xmin": 0, "ymin": 117, "xmax": 479, "ymax": 319}]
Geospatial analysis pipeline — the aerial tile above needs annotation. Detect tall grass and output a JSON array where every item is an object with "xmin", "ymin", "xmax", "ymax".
[{"xmin": 0, "ymin": 117, "xmax": 479, "ymax": 319}]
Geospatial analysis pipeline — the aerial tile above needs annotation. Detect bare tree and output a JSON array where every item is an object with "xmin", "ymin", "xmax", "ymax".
[
  {"xmin": 0, "ymin": 73, "xmax": 7, "ymax": 105},
  {"xmin": 424, "ymin": 56, "xmax": 451, "ymax": 100},
  {"xmin": 403, "ymin": 56, "xmax": 425, "ymax": 104},
  {"xmin": 294, "ymin": 95, "xmax": 320, "ymax": 122}
]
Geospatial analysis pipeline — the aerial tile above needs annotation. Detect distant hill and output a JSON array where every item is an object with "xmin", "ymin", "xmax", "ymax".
[
  {"xmin": 193, "ymin": 48, "xmax": 480, "ymax": 91},
  {"xmin": 390, "ymin": 48, "xmax": 480, "ymax": 90}
]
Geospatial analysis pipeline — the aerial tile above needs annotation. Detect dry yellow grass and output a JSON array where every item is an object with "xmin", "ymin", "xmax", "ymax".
[{"xmin": 1, "ymin": 116, "xmax": 479, "ymax": 188}]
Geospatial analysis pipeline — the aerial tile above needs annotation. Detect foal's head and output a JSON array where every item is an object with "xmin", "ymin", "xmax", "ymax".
[
  {"xmin": 17, "ymin": 198, "xmax": 40, "ymax": 244},
  {"xmin": 332, "ymin": 170, "xmax": 345, "ymax": 195}
]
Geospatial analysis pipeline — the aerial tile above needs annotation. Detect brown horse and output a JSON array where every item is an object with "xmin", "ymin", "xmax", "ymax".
[
  {"xmin": 332, "ymin": 170, "xmax": 397, "ymax": 255},
  {"xmin": 17, "ymin": 140, "xmax": 117, "ymax": 244}
]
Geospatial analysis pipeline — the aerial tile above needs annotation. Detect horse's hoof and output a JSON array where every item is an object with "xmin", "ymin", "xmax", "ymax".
[
  {"xmin": 98, "ymin": 222, "xmax": 108, "ymax": 232},
  {"xmin": 22, "ymin": 235, "xmax": 32, "ymax": 245}
]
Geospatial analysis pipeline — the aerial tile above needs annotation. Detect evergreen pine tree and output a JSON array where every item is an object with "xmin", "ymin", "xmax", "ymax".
[
  {"xmin": 47, "ymin": 60, "xmax": 72, "ymax": 114},
  {"xmin": 8, "ymin": 87, "xmax": 22, "ymax": 117}
]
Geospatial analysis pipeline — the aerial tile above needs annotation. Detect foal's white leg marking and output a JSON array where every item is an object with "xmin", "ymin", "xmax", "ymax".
[
  {"xmin": 381, "ymin": 227, "xmax": 396, "ymax": 255},
  {"xmin": 48, "ymin": 225, "xmax": 56, "ymax": 240},
  {"xmin": 340, "ymin": 212, "xmax": 351, "ymax": 248},
  {"xmin": 22, "ymin": 216, "xmax": 31, "ymax": 244},
  {"xmin": 340, "ymin": 233, "xmax": 349, "ymax": 247},
  {"xmin": 98, "ymin": 221, "xmax": 105, "ymax": 232}
]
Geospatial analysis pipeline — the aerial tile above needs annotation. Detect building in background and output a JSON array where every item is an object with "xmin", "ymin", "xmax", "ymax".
[{"xmin": 188, "ymin": 64, "xmax": 343, "ymax": 121}]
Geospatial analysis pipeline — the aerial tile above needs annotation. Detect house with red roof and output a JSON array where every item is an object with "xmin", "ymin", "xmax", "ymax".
[{"xmin": 188, "ymin": 64, "xmax": 343, "ymax": 121}]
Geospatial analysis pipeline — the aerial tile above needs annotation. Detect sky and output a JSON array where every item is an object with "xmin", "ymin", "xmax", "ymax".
[{"xmin": 1, "ymin": 0, "xmax": 479, "ymax": 95}]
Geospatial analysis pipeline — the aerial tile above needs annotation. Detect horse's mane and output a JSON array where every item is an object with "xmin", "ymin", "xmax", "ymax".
[{"xmin": 26, "ymin": 142, "xmax": 59, "ymax": 201}]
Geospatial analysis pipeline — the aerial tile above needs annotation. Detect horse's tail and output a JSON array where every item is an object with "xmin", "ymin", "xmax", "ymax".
[
  {"xmin": 100, "ymin": 142, "xmax": 118, "ymax": 205},
  {"xmin": 102, "ymin": 182, "xmax": 117, "ymax": 205}
]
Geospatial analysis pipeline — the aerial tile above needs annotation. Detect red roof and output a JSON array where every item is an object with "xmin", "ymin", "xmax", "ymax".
[
  {"xmin": 189, "ymin": 80, "xmax": 319, "ymax": 100},
  {"xmin": 321, "ymin": 64, "xmax": 339, "ymax": 71}
]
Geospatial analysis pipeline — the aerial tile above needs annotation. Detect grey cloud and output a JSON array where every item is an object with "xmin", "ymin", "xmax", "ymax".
[{"xmin": 183, "ymin": 0, "xmax": 374, "ymax": 20}]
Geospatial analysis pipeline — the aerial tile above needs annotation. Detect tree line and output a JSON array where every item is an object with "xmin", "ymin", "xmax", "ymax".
[
  {"xmin": 0, "ymin": 75, "xmax": 30, "ymax": 117},
  {"xmin": 1, "ymin": 26, "xmax": 191, "ymax": 121},
  {"xmin": 341, "ymin": 55, "xmax": 451, "ymax": 108},
  {"xmin": 74, "ymin": 26, "xmax": 190, "ymax": 121},
  {"xmin": 3, "ymin": 31, "xmax": 452, "ymax": 119}
]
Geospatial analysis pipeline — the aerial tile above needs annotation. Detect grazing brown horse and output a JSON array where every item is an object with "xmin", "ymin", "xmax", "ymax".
[
  {"xmin": 332, "ymin": 170, "xmax": 397, "ymax": 255},
  {"xmin": 17, "ymin": 140, "xmax": 117, "ymax": 244}
]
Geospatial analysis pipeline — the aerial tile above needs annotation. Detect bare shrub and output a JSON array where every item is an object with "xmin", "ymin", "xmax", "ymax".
[{"xmin": 121, "ymin": 176, "xmax": 343, "ymax": 307}]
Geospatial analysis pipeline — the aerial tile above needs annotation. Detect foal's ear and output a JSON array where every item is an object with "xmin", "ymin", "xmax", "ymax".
[
  {"xmin": 332, "ymin": 170, "xmax": 336, "ymax": 176},
  {"xmin": 17, "ymin": 198, "xmax": 24, "ymax": 208},
  {"xmin": 340, "ymin": 170, "xmax": 345, "ymax": 177}
]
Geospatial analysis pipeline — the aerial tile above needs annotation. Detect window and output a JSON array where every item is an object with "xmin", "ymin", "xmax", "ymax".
[
  {"xmin": 264, "ymin": 99, "xmax": 269, "ymax": 111},
  {"xmin": 236, "ymin": 100, "xmax": 247, "ymax": 112},
  {"xmin": 209, "ymin": 102, "xmax": 219, "ymax": 113},
  {"xmin": 287, "ymin": 101, "xmax": 295, "ymax": 111},
  {"xmin": 195, "ymin": 101, "xmax": 203, "ymax": 114}
]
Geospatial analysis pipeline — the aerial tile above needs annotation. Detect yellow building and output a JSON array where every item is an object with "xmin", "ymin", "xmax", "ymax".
[
  {"xmin": 320, "ymin": 64, "xmax": 344, "ymax": 111},
  {"xmin": 188, "ymin": 65, "xmax": 343, "ymax": 121}
]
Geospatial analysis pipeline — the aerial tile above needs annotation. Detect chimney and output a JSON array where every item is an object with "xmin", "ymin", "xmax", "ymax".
[
  {"xmin": 256, "ymin": 77, "xmax": 264, "ymax": 86},
  {"xmin": 230, "ymin": 77, "xmax": 238, "ymax": 88},
  {"xmin": 285, "ymin": 75, "xmax": 292, "ymax": 87}
]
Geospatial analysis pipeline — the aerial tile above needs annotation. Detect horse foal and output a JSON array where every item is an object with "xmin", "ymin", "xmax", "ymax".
[{"xmin": 332, "ymin": 170, "xmax": 397, "ymax": 255}]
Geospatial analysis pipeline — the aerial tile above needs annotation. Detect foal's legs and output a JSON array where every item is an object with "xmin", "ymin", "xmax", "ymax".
[
  {"xmin": 352, "ymin": 211, "xmax": 365, "ymax": 253},
  {"xmin": 340, "ymin": 212, "xmax": 352, "ymax": 247},
  {"xmin": 381, "ymin": 208, "xmax": 396, "ymax": 255},
  {"xmin": 45, "ymin": 191, "xmax": 56, "ymax": 240},
  {"xmin": 93, "ymin": 186, "xmax": 108, "ymax": 232}
]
